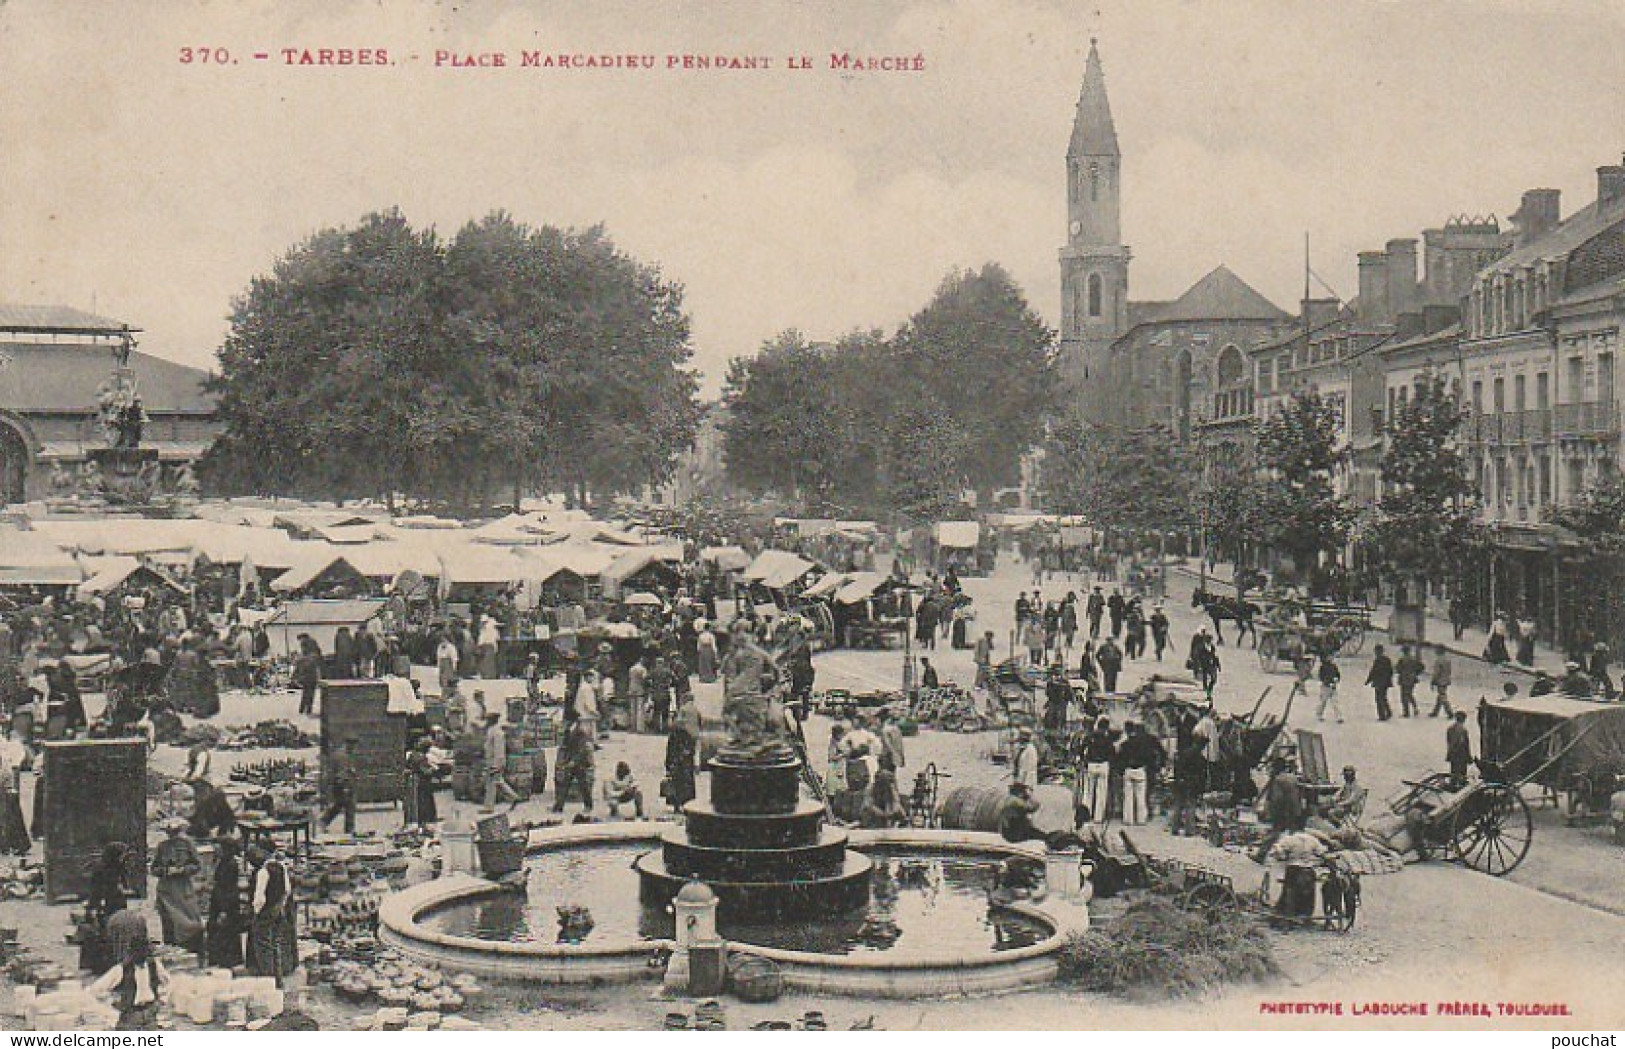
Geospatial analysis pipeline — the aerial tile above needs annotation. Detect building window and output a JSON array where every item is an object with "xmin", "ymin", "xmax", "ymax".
[
  {"xmin": 1087, "ymin": 274, "xmax": 1102, "ymax": 318},
  {"xmin": 1472, "ymin": 380, "xmax": 1483, "ymax": 414},
  {"xmin": 1514, "ymin": 374, "xmax": 1526, "ymax": 414},
  {"xmin": 1568, "ymin": 356, "xmax": 1585, "ymax": 402},
  {"xmin": 1088, "ymin": 162, "xmax": 1100, "ymax": 202},
  {"xmin": 1538, "ymin": 454, "xmax": 1551, "ymax": 505},
  {"xmin": 1493, "ymin": 376, "xmax": 1505, "ymax": 414},
  {"xmin": 1536, "ymin": 372, "xmax": 1549, "ymax": 411},
  {"xmin": 1601, "ymin": 353, "xmax": 1615, "ymax": 403},
  {"xmin": 1567, "ymin": 457, "xmax": 1585, "ymax": 499}
]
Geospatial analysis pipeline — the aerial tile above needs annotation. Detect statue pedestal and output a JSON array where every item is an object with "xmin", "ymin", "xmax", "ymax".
[{"xmin": 78, "ymin": 447, "xmax": 165, "ymax": 514}]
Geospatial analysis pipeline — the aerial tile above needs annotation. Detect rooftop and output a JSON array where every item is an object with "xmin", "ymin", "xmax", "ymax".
[
  {"xmin": 0, "ymin": 304, "xmax": 134, "ymax": 334},
  {"xmin": 0, "ymin": 342, "xmax": 216, "ymax": 414}
]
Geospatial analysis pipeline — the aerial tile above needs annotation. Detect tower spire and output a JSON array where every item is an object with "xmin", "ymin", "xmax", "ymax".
[{"xmin": 1069, "ymin": 38, "xmax": 1119, "ymax": 159}]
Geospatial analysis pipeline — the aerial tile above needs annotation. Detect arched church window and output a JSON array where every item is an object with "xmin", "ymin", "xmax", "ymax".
[
  {"xmin": 1088, "ymin": 162, "xmax": 1100, "ymax": 202},
  {"xmin": 1088, "ymin": 273, "xmax": 1102, "ymax": 318}
]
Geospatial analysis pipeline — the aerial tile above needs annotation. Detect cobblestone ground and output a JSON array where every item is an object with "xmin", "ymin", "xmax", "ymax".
[{"xmin": 2, "ymin": 552, "xmax": 1621, "ymax": 1029}]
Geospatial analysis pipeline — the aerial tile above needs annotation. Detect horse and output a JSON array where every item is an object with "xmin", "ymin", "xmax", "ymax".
[{"xmin": 1191, "ymin": 588, "xmax": 1260, "ymax": 647}]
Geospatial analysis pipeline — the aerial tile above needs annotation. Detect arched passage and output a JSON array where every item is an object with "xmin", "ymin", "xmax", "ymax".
[{"xmin": 0, "ymin": 420, "xmax": 31, "ymax": 505}]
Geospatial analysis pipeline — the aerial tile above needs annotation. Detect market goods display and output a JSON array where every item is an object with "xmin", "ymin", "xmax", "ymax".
[{"xmin": 322, "ymin": 949, "xmax": 483, "ymax": 1015}]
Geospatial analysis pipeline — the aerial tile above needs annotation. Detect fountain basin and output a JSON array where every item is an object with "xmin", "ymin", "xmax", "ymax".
[{"xmin": 378, "ymin": 822, "xmax": 1084, "ymax": 998}]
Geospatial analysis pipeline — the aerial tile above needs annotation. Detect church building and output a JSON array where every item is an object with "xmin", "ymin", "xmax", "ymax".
[{"xmin": 1059, "ymin": 41, "xmax": 1290, "ymax": 437}]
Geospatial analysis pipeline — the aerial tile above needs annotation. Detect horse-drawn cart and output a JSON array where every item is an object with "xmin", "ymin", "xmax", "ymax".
[{"xmin": 1253, "ymin": 596, "xmax": 1372, "ymax": 671}]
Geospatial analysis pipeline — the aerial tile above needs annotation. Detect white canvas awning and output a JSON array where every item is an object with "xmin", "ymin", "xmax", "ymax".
[
  {"xmin": 699, "ymin": 545, "xmax": 750, "ymax": 571},
  {"xmin": 933, "ymin": 521, "xmax": 981, "ymax": 548},
  {"xmin": 835, "ymin": 572, "xmax": 889, "ymax": 604},
  {"xmin": 744, "ymin": 550, "xmax": 816, "ymax": 590}
]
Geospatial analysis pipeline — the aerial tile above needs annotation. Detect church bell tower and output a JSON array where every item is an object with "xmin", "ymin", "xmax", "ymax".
[{"xmin": 1060, "ymin": 39, "xmax": 1129, "ymax": 389}]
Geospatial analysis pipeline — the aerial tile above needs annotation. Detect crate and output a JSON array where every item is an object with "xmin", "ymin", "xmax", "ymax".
[
  {"xmin": 475, "ymin": 814, "xmax": 511, "ymax": 842},
  {"xmin": 476, "ymin": 837, "xmax": 526, "ymax": 878}
]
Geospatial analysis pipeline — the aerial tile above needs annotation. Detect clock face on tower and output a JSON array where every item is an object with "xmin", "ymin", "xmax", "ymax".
[{"xmin": 1070, "ymin": 220, "xmax": 1082, "ymax": 236}]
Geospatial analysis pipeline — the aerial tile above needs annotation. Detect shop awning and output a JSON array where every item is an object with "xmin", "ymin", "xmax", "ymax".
[
  {"xmin": 835, "ymin": 572, "xmax": 890, "ymax": 604},
  {"xmin": 743, "ymin": 550, "xmax": 816, "ymax": 590},
  {"xmin": 933, "ymin": 521, "xmax": 981, "ymax": 548}
]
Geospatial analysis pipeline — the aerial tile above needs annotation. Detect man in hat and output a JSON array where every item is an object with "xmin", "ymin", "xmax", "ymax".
[
  {"xmin": 482, "ymin": 712, "xmax": 521, "ymax": 810},
  {"xmin": 1117, "ymin": 719, "xmax": 1163, "ymax": 826},
  {"xmin": 1560, "ymin": 660, "xmax": 1596, "ymax": 699},
  {"xmin": 1366, "ymin": 644, "xmax": 1394, "ymax": 721},
  {"xmin": 1322, "ymin": 764, "xmax": 1367, "ymax": 825},
  {"xmin": 1395, "ymin": 643, "xmax": 1424, "ymax": 717},
  {"xmin": 997, "ymin": 781, "xmax": 1045, "ymax": 844},
  {"xmin": 1075, "ymin": 715, "xmax": 1115, "ymax": 827},
  {"xmin": 1251, "ymin": 755, "xmax": 1305, "ymax": 864},
  {"xmin": 1011, "ymin": 727, "xmax": 1040, "ymax": 792},
  {"xmin": 1428, "ymin": 644, "xmax": 1453, "ymax": 717}
]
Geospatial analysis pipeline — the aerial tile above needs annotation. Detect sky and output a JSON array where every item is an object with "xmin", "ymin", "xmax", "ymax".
[{"xmin": 2, "ymin": 0, "xmax": 1623, "ymax": 394}]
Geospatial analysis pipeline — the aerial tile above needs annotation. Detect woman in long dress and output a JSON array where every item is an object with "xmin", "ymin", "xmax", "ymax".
[
  {"xmin": 205, "ymin": 837, "xmax": 245, "ymax": 969},
  {"xmin": 0, "ymin": 729, "xmax": 30, "ymax": 854},
  {"xmin": 402, "ymin": 740, "xmax": 438, "ymax": 828},
  {"xmin": 150, "ymin": 820, "xmax": 203, "ymax": 956},
  {"xmin": 662, "ymin": 702, "xmax": 698, "ymax": 811},
  {"xmin": 695, "ymin": 626, "xmax": 719, "ymax": 684}
]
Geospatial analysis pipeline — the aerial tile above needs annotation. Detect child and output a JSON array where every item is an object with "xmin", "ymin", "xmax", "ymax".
[{"xmin": 603, "ymin": 761, "xmax": 644, "ymax": 818}]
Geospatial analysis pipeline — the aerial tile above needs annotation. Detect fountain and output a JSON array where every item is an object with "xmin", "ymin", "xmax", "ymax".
[
  {"xmin": 633, "ymin": 740, "xmax": 872, "ymax": 919},
  {"xmin": 48, "ymin": 331, "xmax": 198, "ymax": 517},
  {"xmin": 378, "ymin": 683, "xmax": 1089, "ymax": 996}
]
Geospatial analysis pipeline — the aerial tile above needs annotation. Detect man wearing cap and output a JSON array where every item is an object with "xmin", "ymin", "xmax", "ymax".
[
  {"xmin": 483, "ymin": 712, "xmax": 521, "ymax": 810},
  {"xmin": 997, "ymin": 781, "xmax": 1045, "ymax": 844},
  {"xmin": 1322, "ymin": 765, "xmax": 1368, "ymax": 825},
  {"xmin": 1011, "ymin": 727, "xmax": 1040, "ymax": 792}
]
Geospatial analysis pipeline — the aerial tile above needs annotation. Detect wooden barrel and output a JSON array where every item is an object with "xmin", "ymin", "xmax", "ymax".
[{"xmin": 938, "ymin": 786, "xmax": 1008, "ymax": 833}]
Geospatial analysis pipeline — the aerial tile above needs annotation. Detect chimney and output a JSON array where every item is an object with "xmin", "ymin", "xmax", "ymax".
[
  {"xmin": 1357, "ymin": 250, "xmax": 1390, "ymax": 327},
  {"xmin": 1512, "ymin": 188, "xmax": 1562, "ymax": 245},
  {"xmin": 1600, "ymin": 156, "xmax": 1625, "ymax": 206},
  {"xmin": 1422, "ymin": 303, "xmax": 1459, "ymax": 335},
  {"xmin": 1393, "ymin": 311, "xmax": 1425, "ymax": 341},
  {"xmin": 1386, "ymin": 238, "xmax": 1419, "ymax": 322},
  {"xmin": 1300, "ymin": 296, "xmax": 1340, "ymax": 331}
]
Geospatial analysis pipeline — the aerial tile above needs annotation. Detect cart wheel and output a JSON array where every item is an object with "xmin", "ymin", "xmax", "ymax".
[
  {"xmin": 1337, "ymin": 619, "xmax": 1366, "ymax": 656},
  {"xmin": 1450, "ymin": 784, "xmax": 1534, "ymax": 876},
  {"xmin": 1180, "ymin": 881, "xmax": 1238, "ymax": 914}
]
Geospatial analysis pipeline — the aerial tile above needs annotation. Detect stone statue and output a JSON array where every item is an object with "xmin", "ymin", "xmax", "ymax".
[
  {"xmin": 48, "ymin": 462, "xmax": 73, "ymax": 494},
  {"xmin": 173, "ymin": 463, "xmax": 199, "ymax": 496},
  {"xmin": 95, "ymin": 371, "xmax": 146, "ymax": 449},
  {"xmin": 720, "ymin": 620, "xmax": 780, "ymax": 746}
]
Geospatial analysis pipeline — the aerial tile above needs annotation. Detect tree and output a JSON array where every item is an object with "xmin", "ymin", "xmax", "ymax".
[
  {"xmin": 1201, "ymin": 454, "xmax": 1269, "ymax": 568},
  {"xmin": 892, "ymin": 264, "xmax": 1057, "ymax": 493},
  {"xmin": 203, "ymin": 210, "xmax": 699, "ymax": 510},
  {"xmin": 203, "ymin": 210, "xmax": 448, "ymax": 505},
  {"xmin": 1252, "ymin": 391, "xmax": 1355, "ymax": 577},
  {"xmin": 1371, "ymin": 371, "xmax": 1481, "ymax": 590},
  {"xmin": 1042, "ymin": 423, "xmax": 1195, "ymax": 541},
  {"xmin": 719, "ymin": 331, "xmax": 850, "ymax": 500}
]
